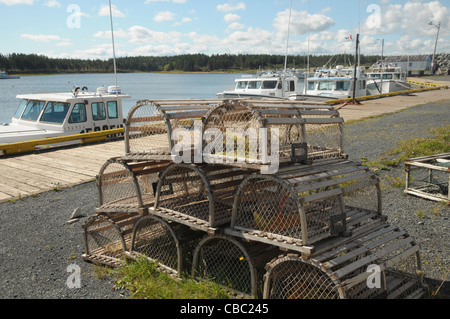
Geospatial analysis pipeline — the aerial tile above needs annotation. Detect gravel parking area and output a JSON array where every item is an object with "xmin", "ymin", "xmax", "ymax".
[{"xmin": 0, "ymin": 100, "xmax": 448, "ymax": 299}]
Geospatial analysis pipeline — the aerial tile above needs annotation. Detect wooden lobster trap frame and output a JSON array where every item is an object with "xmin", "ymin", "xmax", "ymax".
[
  {"xmin": 82, "ymin": 213, "xmax": 140, "ymax": 267},
  {"xmin": 404, "ymin": 153, "xmax": 450, "ymax": 204},
  {"xmin": 191, "ymin": 234, "xmax": 280, "ymax": 298},
  {"xmin": 123, "ymin": 99, "xmax": 224, "ymax": 161},
  {"xmin": 152, "ymin": 163, "xmax": 256, "ymax": 233},
  {"xmin": 96, "ymin": 158, "xmax": 171, "ymax": 215},
  {"xmin": 263, "ymin": 224, "xmax": 425, "ymax": 299},
  {"xmin": 82, "ymin": 213, "xmax": 202, "ymax": 276},
  {"xmin": 226, "ymin": 160, "xmax": 383, "ymax": 254},
  {"xmin": 201, "ymin": 99, "xmax": 346, "ymax": 170}
]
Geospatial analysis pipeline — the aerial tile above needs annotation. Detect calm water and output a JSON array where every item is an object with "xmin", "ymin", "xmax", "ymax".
[{"xmin": 0, "ymin": 73, "xmax": 246, "ymax": 124}]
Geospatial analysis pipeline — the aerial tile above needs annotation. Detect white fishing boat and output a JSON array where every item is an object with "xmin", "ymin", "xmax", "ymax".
[
  {"xmin": 0, "ymin": 86, "xmax": 130, "ymax": 144},
  {"xmin": 303, "ymin": 65, "xmax": 369, "ymax": 100},
  {"xmin": 217, "ymin": 69, "xmax": 300, "ymax": 100},
  {"xmin": 366, "ymin": 63, "xmax": 412, "ymax": 95}
]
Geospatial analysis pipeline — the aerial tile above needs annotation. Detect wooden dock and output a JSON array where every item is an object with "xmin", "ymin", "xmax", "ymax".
[{"xmin": 0, "ymin": 140, "xmax": 124, "ymax": 202}]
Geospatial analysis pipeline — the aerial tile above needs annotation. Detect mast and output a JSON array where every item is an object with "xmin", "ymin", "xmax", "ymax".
[
  {"xmin": 351, "ymin": 34, "xmax": 360, "ymax": 104},
  {"xmin": 283, "ymin": 0, "xmax": 293, "ymax": 73},
  {"xmin": 109, "ymin": 0, "xmax": 118, "ymax": 95}
]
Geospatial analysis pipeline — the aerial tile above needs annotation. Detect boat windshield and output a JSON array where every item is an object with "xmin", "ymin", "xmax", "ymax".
[
  {"xmin": 248, "ymin": 81, "xmax": 262, "ymax": 89},
  {"xmin": 262, "ymin": 81, "xmax": 278, "ymax": 89},
  {"xmin": 318, "ymin": 81, "xmax": 334, "ymax": 91},
  {"xmin": 236, "ymin": 81, "xmax": 248, "ymax": 89},
  {"xmin": 21, "ymin": 100, "xmax": 46, "ymax": 122},
  {"xmin": 382, "ymin": 74, "xmax": 393, "ymax": 79},
  {"xmin": 40, "ymin": 102, "xmax": 71, "ymax": 124},
  {"xmin": 308, "ymin": 81, "xmax": 316, "ymax": 91},
  {"xmin": 336, "ymin": 81, "xmax": 350, "ymax": 91},
  {"xmin": 14, "ymin": 99, "xmax": 28, "ymax": 119}
]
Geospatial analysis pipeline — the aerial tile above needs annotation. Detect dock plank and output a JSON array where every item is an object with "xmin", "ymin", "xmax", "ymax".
[{"xmin": 0, "ymin": 140, "xmax": 124, "ymax": 202}]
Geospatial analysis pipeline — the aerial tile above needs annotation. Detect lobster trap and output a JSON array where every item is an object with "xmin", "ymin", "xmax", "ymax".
[
  {"xmin": 82, "ymin": 213, "xmax": 202, "ymax": 276},
  {"xmin": 152, "ymin": 163, "xmax": 255, "ymax": 232},
  {"xmin": 192, "ymin": 234, "xmax": 280, "ymax": 298},
  {"xmin": 123, "ymin": 99, "xmax": 221, "ymax": 161},
  {"xmin": 263, "ymin": 224, "xmax": 425, "ymax": 299},
  {"xmin": 405, "ymin": 153, "xmax": 450, "ymax": 204},
  {"xmin": 226, "ymin": 160, "xmax": 383, "ymax": 253},
  {"xmin": 82, "ymin": 213, "xmax": 139, "ymax": 267},
  {"xmin": 96, "ymin": 158, "xmax": 171, "ymax": 214},
  {"xmin": 201, "ymin": 99, "xmax": 346, "ymax": 170}
]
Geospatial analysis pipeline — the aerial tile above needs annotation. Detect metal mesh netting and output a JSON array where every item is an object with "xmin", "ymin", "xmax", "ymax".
[
  {"xmin": 232, "ymin": 176, "xmax": 304, "ymax": 241},
  {"xmin": 155, "ymin": 163, "xmax": 253, "ymax": 228},
  {"xmin": 125, "ymin": 100, "xmax": 215, "ymax": 158},
  {"xmin": 98, "ymin": 160, "xmax": 139, "ymax": 208},
  {"xmin": 130, "ymin": 216, "xmax": 181, "ymax": 275},
  {"xmin": 83, "ymin": 214, "xmax": 135, "ymax": 266},
  {"xmin": 97, "ymin": 159, "xmax": 171, "ymax": 212},
  {"xmin": 406, "ymin": 164, "xmax": 449, "ymax": 202},
  {"xmin": 264, "ymin": 225, "xmax": 424, "ymax": 299},
  {"xmin": 264, "ymin": 257, "xmax": 341, "ymax": 299},
  {"xmin": 126, "ymin": 100, "xmax": 171, "ymax": 155},
  {"xmin": 202, "ymin": 100, "xmax": 345, "ymax": 167},
  {"xmin": 192, "ymin": 235, "xmax": 278, "ymax": 298}
]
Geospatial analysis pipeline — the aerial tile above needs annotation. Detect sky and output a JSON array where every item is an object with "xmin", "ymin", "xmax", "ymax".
[{"xmin": 0, "ymin": 0, "xmax": 449, "ymax": 60}]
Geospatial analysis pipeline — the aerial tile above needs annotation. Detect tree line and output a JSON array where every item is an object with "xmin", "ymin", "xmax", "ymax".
[{"xmin": 0, "ymin": 53, "xmax": 380, "ymax": 74}]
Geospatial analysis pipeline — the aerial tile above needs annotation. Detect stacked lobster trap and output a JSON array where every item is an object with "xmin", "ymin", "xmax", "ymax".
[{"xmin": 82, "ymin": 98, "xmax": 426, "ymax": 299}]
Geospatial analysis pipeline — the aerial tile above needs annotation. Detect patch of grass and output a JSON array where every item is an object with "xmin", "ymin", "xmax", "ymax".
[
  {"xmin": 112, "ymin": 257, "xmax": 231, "ymax": 299},
  {"xmin": 388, "ymin": 125, "xmax": 450, "ymax": 163},
  {"xmin": 415, "ymin": 210, "xmax": 428, "ymax": 219}
]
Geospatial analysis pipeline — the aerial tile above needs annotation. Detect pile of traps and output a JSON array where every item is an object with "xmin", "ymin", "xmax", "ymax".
[{"xmin": 82, "ymin": 98, "xmax": 426, "ymax": 299}]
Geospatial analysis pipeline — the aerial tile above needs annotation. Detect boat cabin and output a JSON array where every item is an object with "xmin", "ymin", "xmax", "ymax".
[
  {"xmin": 218, "ymin": 71, "xmax": 298, "ymax": 99},
  {"xmin": 0, "ymin": 86, "xmax": 130, "ymax": 144},
  {"xmin": 305, "ymin": 66, "xmax": 368, "ymax": 99}
]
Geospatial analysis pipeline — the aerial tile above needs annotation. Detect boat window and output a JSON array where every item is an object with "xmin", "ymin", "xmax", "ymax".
[
  {"xmin": 382, "ymin": 74, "xmax": 393, "ymax": 79},
  {"xmin": 318, "ymin": 81, "xmax": 333, "ymax": 91},
  {"xmin": 107, "ymin": 101, "xmax": 118, "ymax": 119},
  {"xmin": 370, "ymin": 74, "xmax": 381, "ymax": 79},
  {"xmin": 262, "ymin": 81, "xmax": 278, "ymax": 89},
  {"xmin": 336, "ymin": 81, "xmax": 350, "ymax": 91},
  {"xmin": 40, "ymin": 102, "xmax": 71, "ymax": 124},
  {"xmin": 247, "ymin": 81, "xmax": 262, "ymax": 89},
  {"xmin": 69, "ymin": 103, "xmax": 87, "ymax": 123},
  {"xmin": 14, "ymin": 99, "xmax": 28, "ymax": 119},
  {"xmin": 236, "ymin": 81, "xmax": 248, "ymax": 89},
  {"xmin": 284, "ymin": 80, "xmax": 296, "ymax": 92},
  {"xmin": 307, "ymin": 81, "xmax": 316, "ymax": 91},
  {"xmin": 92, "ymin": 102, "xmax": 106, "ymax": 121},
  {"xmin": 21, "ymin": 100, "xmax": 46, "ymax": 122},
  {"xmin": 394, "ymin": 74, "xmax": 400, "ymax": 80}
]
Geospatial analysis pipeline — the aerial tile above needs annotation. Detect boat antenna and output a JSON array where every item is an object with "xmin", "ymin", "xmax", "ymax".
[
  {"xmin": 284, "ymin": 0, "xmax": 293, "ymax": 73},
  {"xmin": 109, "ymin": 0, "xmax": 118, "ymax": 96},
  {"xmin": 305, "ymin": 0, "xmax": 311, "ymax": 94}
]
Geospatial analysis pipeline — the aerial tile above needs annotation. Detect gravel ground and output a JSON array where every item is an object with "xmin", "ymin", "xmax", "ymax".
[{"xmin": 0, "ymin": 100, "xmax": 448, "ymax": 299}]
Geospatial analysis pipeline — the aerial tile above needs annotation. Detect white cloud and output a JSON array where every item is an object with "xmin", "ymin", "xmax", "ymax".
[
  {"xmin": 154, "ymin": 11, "xmax": 175, "ymax": 22},
  {"xmin": 224, "ymin": 13, "xmax": 240, "ymax": 23},
  {"xmin": 94, "ymin": 29, "xmax": 129, "ymax": 39},
  {"xmin": 0, "ymin": 0, "xmax": 34, "ymax": 5},
  {"xmin": 128, "ymin": 25, "xmax": 181, "ymax": 44},
  {"xmin": 274, "ymin": 9, "xmax": 335, "ymax": 36},
  {"xmin": 44, "ymin": 0, "xmax": 60, "ymax": 8},
  {"xmin": 227, "ymin": 22, "xmax": 244, "ymax": 30},
  {"xmin": 217, "ymin": 2, "xmax": 246, "ymax": 12},
  {"xmin": 98, "ymin": 4, "xmax": 125, "ymax": 18},
  {"xmin": 21, "ymin": 34, "xmax": 61, "ymax": 42}
]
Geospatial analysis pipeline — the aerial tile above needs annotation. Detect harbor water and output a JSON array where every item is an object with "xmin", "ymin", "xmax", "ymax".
[{"xmin": 0, "ymin": 72, "xmax": 251, "ymax": 125}]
